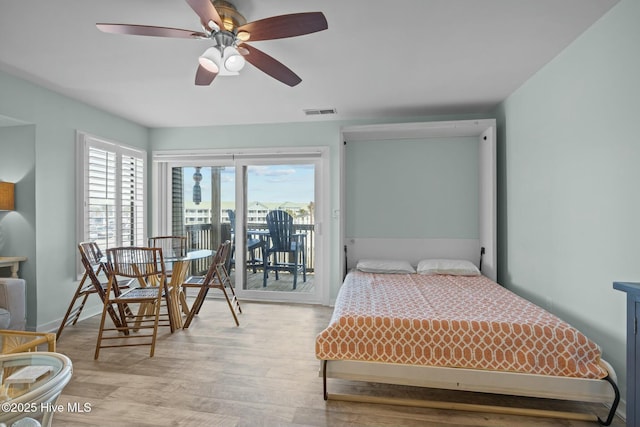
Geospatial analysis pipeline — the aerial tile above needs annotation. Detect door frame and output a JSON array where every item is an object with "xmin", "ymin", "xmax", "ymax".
[{"xmin": 234, "ymin": 155, "xmax": 326, "ymax": 304}]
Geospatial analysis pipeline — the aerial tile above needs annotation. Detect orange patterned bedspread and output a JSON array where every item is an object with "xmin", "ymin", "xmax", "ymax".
[{"xmin": 315, "ymin": 271, "xmax": 606, "ymax": 379}]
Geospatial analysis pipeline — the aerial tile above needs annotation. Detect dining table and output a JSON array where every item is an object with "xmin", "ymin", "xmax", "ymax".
[
  {"xmin": 161, "ymin": 249, "xmax": 214, "ymax": 329},
  {"xmin": 101, "ymin": 248, "xmax": 214, "ymax": 331}
]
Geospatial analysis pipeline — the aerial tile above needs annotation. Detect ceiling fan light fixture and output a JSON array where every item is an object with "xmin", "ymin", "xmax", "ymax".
[
  {"xmin": 199, "ymin": 46, "xmax": 242, "ymax": 76},
  {"xmin": 236, "ymin": 31, "xmax": 250, "ymax": 42},
  {"xmin": 223, "ymin": 46, "xmax": 245, "ymax": 72},
  {"xmin": 198, "ymin": 47, "xmax": 220, "ymax": 73}
]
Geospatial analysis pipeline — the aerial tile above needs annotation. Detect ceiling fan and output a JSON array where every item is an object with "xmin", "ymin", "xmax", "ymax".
[{"xmin": 96, "ymin": 0, "xmax": 328, "ymax": 87}]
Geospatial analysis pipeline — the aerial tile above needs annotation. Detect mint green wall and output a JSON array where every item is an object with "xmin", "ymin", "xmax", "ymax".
[
  {"xmin": 0, "ymin": 70, "xmax": 149, "ymax": 330},
  {"xmin": 0, "ymin": 125, "xmax": 36, "ymax": 327},
  {"xmin": 496, "ymin": 0, "xmax": 637, "ymax": 407},
  {"xmin": 345, "ymin": 137, "xmax": 479, "ymax": 239}
]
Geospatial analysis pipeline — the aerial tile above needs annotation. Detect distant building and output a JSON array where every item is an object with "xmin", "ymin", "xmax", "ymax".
[{"xmin": 183, "ymin": 201, "xmax": 312, "ymax": 225}]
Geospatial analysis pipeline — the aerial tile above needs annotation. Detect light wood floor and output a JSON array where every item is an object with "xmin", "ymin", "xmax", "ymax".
[{"xmin": 53, "ymin": 300, "xmax": 624, "ymax": 427}]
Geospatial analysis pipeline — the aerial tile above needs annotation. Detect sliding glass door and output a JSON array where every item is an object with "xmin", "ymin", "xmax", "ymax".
[
  {"xmin": 234, "ymin": 160, "xmax": 318, "ymax": 302},
  {"xmin": 155, "ymin": 148, "xmax": 326, "ymax": 304}
]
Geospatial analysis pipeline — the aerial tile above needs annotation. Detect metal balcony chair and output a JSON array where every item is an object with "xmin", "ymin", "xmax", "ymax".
[
  {"xmin": 227, "ymin": 209, "xmax": 263, "ymax": 273},
  {"xmin": 263, "ymin": 210, "xmax": 306, "ymax": 290}
]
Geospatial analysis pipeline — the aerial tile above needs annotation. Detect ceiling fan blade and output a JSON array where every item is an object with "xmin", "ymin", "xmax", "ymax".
[
  {"xmin": 195, "ymin": 64, "xmax": 217, "ymax": 86},
  {"xmin": 237, "ymin": 12, "xmax": 327, "ymax": 42},
  {"xmin": 185, "ymin": 0, "xmax": 223, "ymax": 31},
  {"xmin": 242, "ymin": 44, "xmax": 301, "ymax": 87},
  {"xmin": 97, "ymin": 23, "xmax": 207, "ymax": 39}
]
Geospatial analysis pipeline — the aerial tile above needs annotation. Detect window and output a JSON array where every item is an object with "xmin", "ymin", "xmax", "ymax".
[{"xmin": 76, "ymin": 132, "xmax": 146, "ymax": 253}]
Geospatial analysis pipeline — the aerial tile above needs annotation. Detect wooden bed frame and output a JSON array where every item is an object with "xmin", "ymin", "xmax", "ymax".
[{"xmin": 320, "ymin": 359, "xmax": 619, "ymax": 425}]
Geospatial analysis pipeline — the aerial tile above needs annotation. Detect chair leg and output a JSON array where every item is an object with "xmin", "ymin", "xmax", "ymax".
[
  {"xmin": 57, "ymin": 273, "xmax": 93, "ymax": 340},
  {"xmin": 179, "ymin": 290, "xmax": 190, "ymax": 315},
  {"xmin": 192, "ymin": 286, "xmax": 211, "ymax": 317},
  {"xmin": 302, "ymin": 245, "xmax": 307, "ymax": 282},
  {"xmin": 163, "ymin": 281, "xmax": 176, "ymax": 334},
  {"xmin": 71, "ymin": 293, "xmax": 90, "ymax": 326},
  {"xmin": 219, "ymin": 286, "xmax": 240, "ymax": 327},
  {"xmin": 219, "ymin": 265, "xmax": 242, "ymax": 314},
  {"xmin": 227, "ymin": 284, "xmax": 242, "ymax": 314},
  {"xmin": 94, "ymin": 297, "xmax": 111, "ymax": 360},
  {"xmin": 183, "ymin": 285, "xmax": 209, "ymax": 328},
  {"xmin": 250, "ymin": 248, "xmax": 257, "ymax": 273},
  {"xmin": 263, "ymin": 255, "xmax": 269, "ymax": 287},
  {"xmin": 148, "ymin": 294, "xmax": 164, "ymax": 357}
]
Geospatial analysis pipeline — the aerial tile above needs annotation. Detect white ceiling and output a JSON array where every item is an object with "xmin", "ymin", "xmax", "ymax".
[{"xmin": 0, "ymin": 0, "xmax": 618, "ymax": 128}]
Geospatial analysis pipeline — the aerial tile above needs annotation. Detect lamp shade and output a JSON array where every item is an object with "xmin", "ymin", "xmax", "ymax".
[
  {"xmin": 198, "ymin": 47, "xmax": 221, "ymax": 74},
  {"xmin": 199, "ymin": 46, "xmax": 244, "ymax": 76},
  {"xmin": 223, "ymin": 46, "xmax": 245, "ymax": 72},
  {"xmin": 0, "ymin": 182, "xmax": 15, "ymax": 211}
]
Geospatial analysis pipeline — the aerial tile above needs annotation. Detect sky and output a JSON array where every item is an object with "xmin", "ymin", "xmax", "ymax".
[{"xmin": 183, "ymin": 165, "xmax": 315, "ymax": 204}]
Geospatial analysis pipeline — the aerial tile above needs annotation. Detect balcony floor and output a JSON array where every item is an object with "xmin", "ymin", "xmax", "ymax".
[{"xmin": 232, "ymin": 268, "xmax": 315, "ymax": 293}]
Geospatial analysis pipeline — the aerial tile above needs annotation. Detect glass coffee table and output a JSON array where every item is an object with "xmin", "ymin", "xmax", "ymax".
[
  {"xmin": 0, "ymin": 330, "xmax": 56, "ymax": 355},
  {"xmin": 0, "ymin": 352, "xmax": 72, "ymax": 427}
]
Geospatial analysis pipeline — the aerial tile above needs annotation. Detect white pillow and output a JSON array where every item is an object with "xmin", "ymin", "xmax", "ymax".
[
  {"xmin": 356, "ymin": 259, "xmax": 415, "ymax": 274},
  {"xmin": 417, "ymin": 259, "xmax": 480, "ymax": 276}
]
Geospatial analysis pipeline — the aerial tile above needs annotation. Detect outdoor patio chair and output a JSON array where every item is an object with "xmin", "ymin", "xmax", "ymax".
[
  {"xmin": 263, "ymin": 210, "xmax": 306, "ymax": 290},
  {"xmin": 227, "ymin": 210, "xmax": 263, "ymax": 273}
]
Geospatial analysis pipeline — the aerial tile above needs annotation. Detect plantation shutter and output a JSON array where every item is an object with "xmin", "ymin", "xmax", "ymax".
[
  {"xmin": 77, "ymin": 132, "xmax": 146, "ymax": 254},
  {"xmin": 120, "ymin": 153, "xmax": 145, "ymax": 247}
]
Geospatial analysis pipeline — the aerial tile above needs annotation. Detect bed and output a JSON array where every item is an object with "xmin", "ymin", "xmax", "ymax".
[{"xmin": 315, "ymin": 259, "xmax": 620, "ymax": 425}]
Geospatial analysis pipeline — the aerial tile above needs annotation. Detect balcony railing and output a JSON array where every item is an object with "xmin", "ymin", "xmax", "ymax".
[{"xmin": 185, "ymin": 222, "xmax": 315, "ymax": 274}]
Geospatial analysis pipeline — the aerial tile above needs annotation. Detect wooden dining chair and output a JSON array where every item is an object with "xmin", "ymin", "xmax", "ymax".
[
  {"xmin": 182, "ymin": 240, "xmax": 241, "ymax": 328},
  {"xmin": 94, "ymin": 247, "xmax": 174, "ymax": 359},
  {"xmin": 57, "ymin": 242, "xmax": 132, "ymax": 340}
]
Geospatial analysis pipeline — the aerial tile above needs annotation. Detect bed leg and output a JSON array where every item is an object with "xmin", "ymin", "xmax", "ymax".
[
  {"xmin": 322, "ymin": 360, "xmax": 329, "ymax": 401},
  {"xmin": 598, "ymin": 375, "xmax": 620, "ymax": 426}
]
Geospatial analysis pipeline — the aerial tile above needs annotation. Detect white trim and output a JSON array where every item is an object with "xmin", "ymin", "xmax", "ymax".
[
  {"xmin": 341, "ymin": 119, "xmax": 497, "ymax": 141},
  {"xmin": 152, "ymin": 162, "xmax": 170, "ymax": 237},
  {"xmin": 153, "ymin": 146, "xmax": 323, "ymax": 163}
]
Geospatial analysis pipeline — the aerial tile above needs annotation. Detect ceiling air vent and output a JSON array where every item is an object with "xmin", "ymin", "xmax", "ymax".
[{"xmin": 304, "ymin": 108, "xmax": 337, "ymax": 116}]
